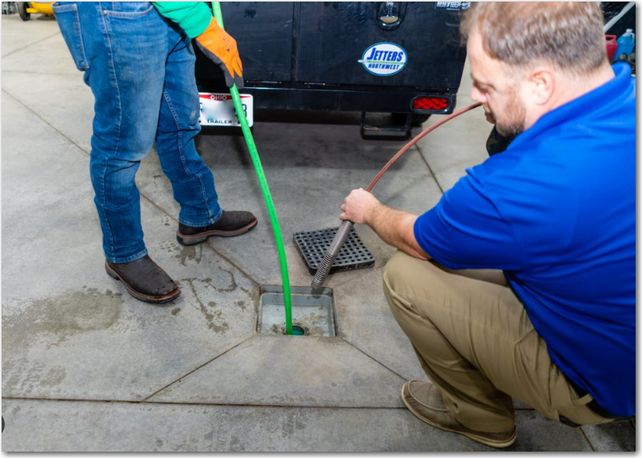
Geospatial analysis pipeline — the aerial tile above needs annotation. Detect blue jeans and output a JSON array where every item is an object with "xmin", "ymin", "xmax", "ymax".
[{"xmin": 53, "ymin": 2, "xmax": 222, "ymax": 263}]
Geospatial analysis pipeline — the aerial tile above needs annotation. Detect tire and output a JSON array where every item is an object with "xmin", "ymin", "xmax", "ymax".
[
  {"xmin": 17, "ymin": 2, "xmax": 30, "ymax": 21},
  {"xmin": 411, "ymin": 114, "xmax": 430, "ymax": 126}
]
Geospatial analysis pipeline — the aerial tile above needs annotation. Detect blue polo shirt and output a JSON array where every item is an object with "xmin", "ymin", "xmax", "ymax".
[{"xmin": 414, "ymin": 63, "xmax": 635, "ymax": 417}]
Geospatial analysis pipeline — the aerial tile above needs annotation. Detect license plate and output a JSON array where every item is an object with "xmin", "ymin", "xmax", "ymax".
[{"xmin": 198, "ymin": 92, "xmax": 253, "ymax": 127}]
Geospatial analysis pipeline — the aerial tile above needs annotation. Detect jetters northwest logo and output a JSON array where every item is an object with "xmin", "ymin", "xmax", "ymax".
[{"xmin": 358, "ymin": 42, "xmax": 407, "ymax": 77}]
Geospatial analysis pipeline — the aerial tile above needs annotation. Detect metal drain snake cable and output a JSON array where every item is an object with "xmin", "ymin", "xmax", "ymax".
[
  {"xmin": 311, "ymin": 101, "xmax": 482, "ymax": 289},
  {"xmin": 212, "ymin": 3, "xmax": 295, "ymax": 335}
]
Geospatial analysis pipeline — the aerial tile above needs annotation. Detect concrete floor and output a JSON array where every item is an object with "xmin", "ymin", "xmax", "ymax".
[{"xmin": 1, "ymin": 13, "xmax": 635, "ymax": 452}]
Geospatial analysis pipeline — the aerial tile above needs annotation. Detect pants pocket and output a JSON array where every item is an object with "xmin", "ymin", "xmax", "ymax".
[
  {"xmin": 101, "ymin": 2, "xmax": 154, "ymax": 18},
  {"xmin": 53, "ymin": 2, "xmax": 89, "ymax": 71},
  {"xmin": 556, "ymin": 391, "xmax": 603, "ymax": 426}
]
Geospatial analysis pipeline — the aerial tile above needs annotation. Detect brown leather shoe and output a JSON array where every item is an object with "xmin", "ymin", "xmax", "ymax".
[
  {"xmin": 176, "ymin": 210, "xmax": 257, "ymax": 246},
  {"xmin": 105, "ymin": 255, "xmax": 181, "ymax": 304},
  {"xmin": 401, "ymin": 380, "xmax": 517, "ymax": 449}
]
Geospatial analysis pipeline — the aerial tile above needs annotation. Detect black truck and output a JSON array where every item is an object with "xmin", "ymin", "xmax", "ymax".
[{"xmin": 195, "ymin": 2, "xmax": 470, "ymax": 138}]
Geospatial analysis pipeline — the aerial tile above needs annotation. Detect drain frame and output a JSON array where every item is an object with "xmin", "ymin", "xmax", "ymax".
[
  {"xmin": 257, "ymin": 285, "xmax": 336, "ymax": 337},
  {"xmin": 293, "ymin": 226, "xmax": 375, "ymax": 275}
]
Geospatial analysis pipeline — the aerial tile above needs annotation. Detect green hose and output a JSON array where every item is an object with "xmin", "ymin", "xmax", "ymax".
[{"xmin": 211, "ymin": 2, "xmax": 294, "ymax": 335}]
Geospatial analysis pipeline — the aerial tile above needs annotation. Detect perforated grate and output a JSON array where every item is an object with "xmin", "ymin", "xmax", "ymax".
[{"xmin": 294, "ymin": 226, "xmax": 375, "ymax": 275}]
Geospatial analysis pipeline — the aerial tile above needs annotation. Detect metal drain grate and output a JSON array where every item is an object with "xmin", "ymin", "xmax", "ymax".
[{"xmin": 294, "ymin": 226, "xmax": 375, "ymax": 275}]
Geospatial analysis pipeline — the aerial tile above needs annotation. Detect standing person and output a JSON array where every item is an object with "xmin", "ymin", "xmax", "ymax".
[
  {"xmin": 340, "ymin": 2, "xmax": 635, "ymax": 448},
  {"xmin": 53, "ymin": 2, "xmax": 256, "ymax": 304}
]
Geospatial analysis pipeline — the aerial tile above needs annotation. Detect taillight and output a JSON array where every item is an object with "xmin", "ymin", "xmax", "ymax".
[{"xmin": 412, "ymin": 96, "xmax": 450, "ymax": 112}]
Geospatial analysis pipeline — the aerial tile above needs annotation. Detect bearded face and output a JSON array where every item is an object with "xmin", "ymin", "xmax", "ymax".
[
  {"xmin": 492, "ymin": 83, "xmax": 527, "ymax": 137},
  {"xmin": 468, "ymin": 31, "xmax": 528, "ymax": 138}
]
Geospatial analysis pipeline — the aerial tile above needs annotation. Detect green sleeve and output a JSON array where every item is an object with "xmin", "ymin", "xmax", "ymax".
[{"xmin": 152, "ymin": 2, "xmax": 212, "ymax": 38}]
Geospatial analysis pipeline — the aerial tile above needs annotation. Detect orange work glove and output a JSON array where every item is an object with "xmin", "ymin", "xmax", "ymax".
[{"xmin": 195, "ymin": 18, "xmax": 244, "ymax": 89}]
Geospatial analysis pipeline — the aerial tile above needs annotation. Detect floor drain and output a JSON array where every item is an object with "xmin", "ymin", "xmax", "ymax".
[
  {"xmin": 258, "ymin": 285, "xmax": 335, "ymax": 337},
  {"xmin": 290, "ymin": 324, "xmax": 307, "ymax": 336},
  {"xmin": 293, "ymin": 226, "xmax": 375, "ymax": 275}
]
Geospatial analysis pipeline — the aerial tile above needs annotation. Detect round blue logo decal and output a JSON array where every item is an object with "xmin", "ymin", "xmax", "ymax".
[{"xmin": 358, "ymin": 42, "xmax": 407, "ymax": 77}]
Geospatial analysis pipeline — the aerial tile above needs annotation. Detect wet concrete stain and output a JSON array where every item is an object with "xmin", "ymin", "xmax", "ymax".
[
  {"xmin": 181, "ymin": 279, "xmax": 230, "ymax": 333},
  {"xmin": 228, "ymin": 435, "xmax": 244, "ymax": 451},
  {"xmin": 180, "ymin": 267, "xmax": 237, "ymax": 294},
  {"xmin": 171, "ymin": 307, "xmax": 181, "ymax": 316},
  {"xmin": 281, "ymin": 410, "xmax": 308, "ymax": 439},
  {"xmin": 3, "ymin": 359, "xmax": 67, "ymax": 394},
  {"xmin": 204, "ymin": 303, "xmax": 229, "ymax": 333},
  {"xmin": 2, "ymin": 288, "xmax": 124, "ymax": 394},
  {"xmin": 176, "ymin": 244, "xmax": 203, "ymax": 266},
  {"xmin": 42, "ymin": 365, "xmax": 67, "ymax": 386},
  {"xmin": 158, "ymin": 240, "xmax": 176, "ymax": 253},
  {"xmin": 3, "ymin": 286, "xmax": 124, "ymax": 350},
  {"xmin": 157, "ymin": 240, "xmax": 208, "ymax": 268},
  {"xmin": 234, "ymin": 281, "xmax": 251, "ymax": 296},
  {"xmin": 212, "ymin": 267, "xmax": 237, "ymax": 292}
]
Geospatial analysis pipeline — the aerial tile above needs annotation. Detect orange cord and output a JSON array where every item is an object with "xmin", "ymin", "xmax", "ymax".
[{"xmin": 365, "ymin": 102, "xmax": 482, "ymax": 192}]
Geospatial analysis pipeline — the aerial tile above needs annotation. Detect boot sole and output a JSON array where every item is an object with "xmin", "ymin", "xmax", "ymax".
[
  {"xmin": 105, "ymin": 263, "xmax": 181, "ymax": 304},
  {"xmin": 176, "ymin": 218, "xmax": 258, "ymax": 246},
  {"xmin": 401, "ymin": 383, "xmax": 517, "ymax": 449}
]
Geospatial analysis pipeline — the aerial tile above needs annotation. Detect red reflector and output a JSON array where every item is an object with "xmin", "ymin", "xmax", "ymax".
[{"xmin": 413, "ymin": 97, "xmax": 449, "ymax": 111}]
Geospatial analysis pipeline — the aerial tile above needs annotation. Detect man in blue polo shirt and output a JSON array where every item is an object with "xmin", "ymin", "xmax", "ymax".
[{"xmin": 339, "ymin": 2, "xmax": 635, "ymax": 449}]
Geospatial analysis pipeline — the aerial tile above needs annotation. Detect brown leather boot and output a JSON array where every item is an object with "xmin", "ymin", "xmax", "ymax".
[
  {"xmin": 176, "ymin": 210, "xmax": 257, "ymax": 246},
  {"xmin": 401, "ymin": 380, "xmax": 517, "ymax": 449},
  {"xmin": 105, "ymin": 255, "xmax": 180, "ymax": 304}
]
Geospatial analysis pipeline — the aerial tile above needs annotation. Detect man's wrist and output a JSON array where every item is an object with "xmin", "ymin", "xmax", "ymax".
[{"xmin": 365, "ymin": 201, "xmax": 383, "ymax": 227}]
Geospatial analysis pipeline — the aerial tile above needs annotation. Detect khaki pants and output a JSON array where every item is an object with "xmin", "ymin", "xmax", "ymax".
[{"xmin": 383, "ymin": 251, "xmax": 612, "ymax": 433}]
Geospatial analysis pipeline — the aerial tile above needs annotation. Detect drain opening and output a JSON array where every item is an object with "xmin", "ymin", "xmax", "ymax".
[{"xmin": 290, "ymin": 324, "xmax": 307, "ymax": 336}]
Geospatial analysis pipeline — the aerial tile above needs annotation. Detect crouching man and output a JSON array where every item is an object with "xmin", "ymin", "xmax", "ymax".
[{"xmin": 340, "ymin": 2, "xmax": 635, "ymax": 448}]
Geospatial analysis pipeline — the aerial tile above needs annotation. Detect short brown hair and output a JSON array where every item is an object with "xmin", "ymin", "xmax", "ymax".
[{"xmin": 461, "ymin": 2, "xmax": 607, "ymax": 75}]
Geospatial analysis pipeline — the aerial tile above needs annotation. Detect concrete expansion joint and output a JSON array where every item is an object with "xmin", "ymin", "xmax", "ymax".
[
  {"xmin": 1, "ymin": 30, "xmax": 61, "ymax": 59},
  {"xmin": 3, "ymin": 397, "xmax": 409, "ymax": 411},
  {"xmin": 413, "ymin": 143, "xmax": 445, "ymax": 194},
  {"xmin": 140, "ymin": 334, "xmax": 257, "ymax": 402},
  {"xmin": 142, "ymin": 401, "xmax": 410, "ymax": 410},
  {"xmin": 340, "ymin": 337, "xmax": 409, "ymax": 382},
  {"xmin": 2, "ymin": 88, "xmax": 89, "ymax": 158}
]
